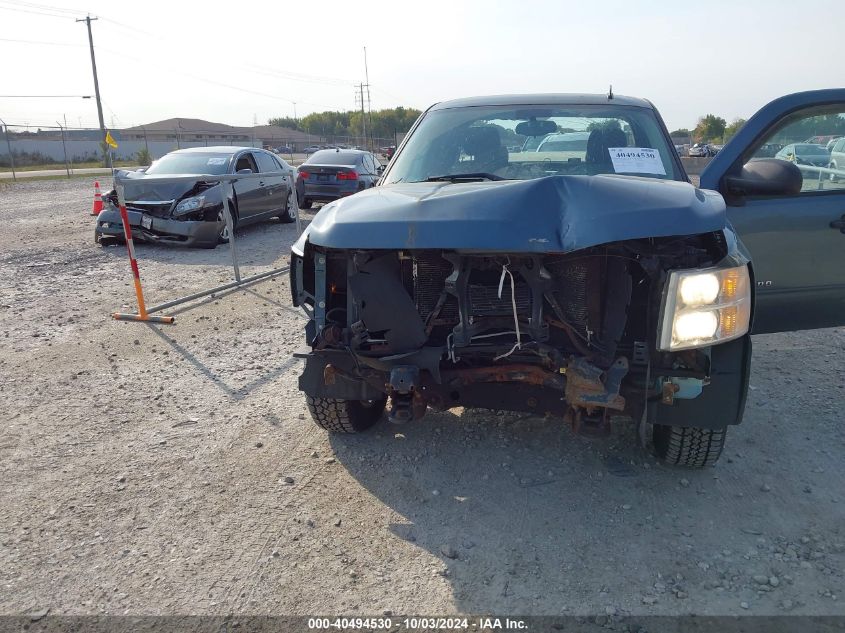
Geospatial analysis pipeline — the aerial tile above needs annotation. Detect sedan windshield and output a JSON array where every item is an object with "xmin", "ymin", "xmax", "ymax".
[
  {"xmin": 795, "ymin": 144, "xmax": 828, "ymax": 154},
  {"xmin": 383, "ymin": 104, "xmax": 681, "ymax": 183},
  {"xmin": 145, "ymin": 153, "xmax": 231, "ymax": 175}
]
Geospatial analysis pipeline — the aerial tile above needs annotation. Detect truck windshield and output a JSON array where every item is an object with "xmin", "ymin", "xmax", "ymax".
[{"xmin": 384, "ymin": 104, "xmax": 682, "ymax": 184}]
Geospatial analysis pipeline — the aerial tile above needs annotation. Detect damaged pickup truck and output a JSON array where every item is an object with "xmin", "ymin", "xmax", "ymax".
[{"xmin": 291, "ymin": 90, "xmax": 845, "ymax": 468}]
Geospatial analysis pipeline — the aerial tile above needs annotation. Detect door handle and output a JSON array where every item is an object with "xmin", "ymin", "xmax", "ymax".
[
  {"xmin": 259, "ymin": 181, "xmax": 265, "ymax": 187},
  {"xmin": 831, "ymin": 215, "xmax": 845, "ymax": 233}
]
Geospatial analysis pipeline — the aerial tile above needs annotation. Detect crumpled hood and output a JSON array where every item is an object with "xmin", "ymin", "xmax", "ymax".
[
  {"xmin": 299, "ymin": 175, "xmax": 726, "ymax": 253},
  {"xmin": 116, "ymin": 170, "xmax": 219, "ymax": 202}
]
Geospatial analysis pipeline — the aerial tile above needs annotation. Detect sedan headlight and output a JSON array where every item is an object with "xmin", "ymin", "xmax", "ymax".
[
  {"xmin": 173, "ymin": 195, "xmax": 207, "ymax": 216},
  {"xmin": 658, "ymin": 266, "xmax": 751, "ymax": 351}
]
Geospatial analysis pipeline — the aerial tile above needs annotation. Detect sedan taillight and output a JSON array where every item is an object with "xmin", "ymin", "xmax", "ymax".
[
  {"xmin": 336, "ymin": 170, "xmax": 358, "ymax": 181},
  {"xmin": 298, "ymin": 170, "xmax": 309, "ymax": 180}
]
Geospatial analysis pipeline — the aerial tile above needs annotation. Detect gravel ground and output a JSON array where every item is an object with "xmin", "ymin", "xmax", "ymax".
[{"xmin": 1, "ymin": 178, "xmax": 844, "ymax": 619}]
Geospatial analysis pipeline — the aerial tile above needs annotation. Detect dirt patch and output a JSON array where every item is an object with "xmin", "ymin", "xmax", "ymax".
[{"xmin": 0, "ymin": 179, "xmax": 843, "ymax": 618}]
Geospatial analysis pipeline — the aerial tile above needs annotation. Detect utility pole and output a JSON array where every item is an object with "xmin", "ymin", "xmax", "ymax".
[
  {"xmin": 359, "ymin": 82, "xmax": 367, "ymax": 150},
  {"xmin": 77, "ymin": 15, "xmax": 106, "ymax": 161},
  {"xmin": 364, "ymin": 47, "xmax": 372, "ymax": 152}
]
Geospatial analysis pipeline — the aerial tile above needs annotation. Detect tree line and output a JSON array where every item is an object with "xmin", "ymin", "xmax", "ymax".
[
  {"xmin": 269, "ymin": 107, "xmax": 422, "ymax": 141},
  {"xmin": 672, "ymin": 113, "xmax": 845, "ymax": 145}
]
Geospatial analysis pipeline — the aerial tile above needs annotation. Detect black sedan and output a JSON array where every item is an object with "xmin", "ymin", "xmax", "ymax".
[
  {"xmin": 95, "ymin": 147, "xmax": 297, "ymax": 249},
  {"xmin": 296, "ymin": 149, "xmax": 383, "ymax": 209}
]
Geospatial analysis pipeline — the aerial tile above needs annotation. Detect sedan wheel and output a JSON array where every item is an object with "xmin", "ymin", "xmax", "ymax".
[
  {"xmin": 217, "ymin": 209, "xmax": 233, "ymax": 243},
  {"xmin": 279, "ymin": 190, "xmax": 297, "ymax": 224}
]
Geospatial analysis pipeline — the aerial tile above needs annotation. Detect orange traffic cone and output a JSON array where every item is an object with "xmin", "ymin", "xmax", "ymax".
[{"xmin": 91, "ymin": 181, "xmax": 104, "ymax": 215}]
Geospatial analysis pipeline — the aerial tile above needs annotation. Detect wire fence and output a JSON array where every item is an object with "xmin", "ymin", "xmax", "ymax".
[{"xmin": 0, "ymin": 122, "xmax": 398, "ymax": 170}]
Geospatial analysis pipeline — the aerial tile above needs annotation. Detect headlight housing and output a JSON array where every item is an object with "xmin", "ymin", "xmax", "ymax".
[
  {"xmin": 173, "ymin": 195, "xmax": 207, "ymax": 216},
  {"xmin": 658, "ymin": 266, "xmax": 751, "ymax": 351}
]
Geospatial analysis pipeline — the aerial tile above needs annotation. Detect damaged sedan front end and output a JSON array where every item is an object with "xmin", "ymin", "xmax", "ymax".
[
  {"xmin": 96, "ymin": 176, "xmax": 226, "ymax": 248},
  {"xmin": 95, "ymin": 146, "xmax": 295, "ymax": 248},
  {"xmin": 290, "ymin": 95, "xmax": 754, "ymax": 467}
]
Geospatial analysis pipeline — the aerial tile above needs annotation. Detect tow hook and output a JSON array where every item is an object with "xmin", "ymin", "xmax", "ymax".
[
  {"xmin": 662, "ymin": 381, "xmax": 680, "ymax": 405},
  {"xmin": 566, "ymin": 407, "xmax": 612, "ymax": 437},
  {"xmin": 386, "ymin": 366, "xmax": 425, "ymax": 424}
]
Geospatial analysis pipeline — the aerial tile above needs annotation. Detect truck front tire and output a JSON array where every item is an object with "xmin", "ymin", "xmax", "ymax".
[
  {"xmin": 652, "ymin": 424, "xmax": 727, "ymax": 468},
  {"xmin": 305, "ymin": 396, "xmax": 386, "ymax": 433}
]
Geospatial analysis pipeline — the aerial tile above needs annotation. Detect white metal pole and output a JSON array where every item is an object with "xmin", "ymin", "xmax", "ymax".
[
  {"xmin": 0, "ymin": 117, "xmax": 15, "ymax": 181},
  {"xmin": 220, "ymin": 179, "xmax": 241, "ymax": 282}
]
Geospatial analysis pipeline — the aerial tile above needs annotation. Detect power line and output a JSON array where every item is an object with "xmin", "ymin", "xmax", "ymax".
[
  {"xmin": 97, "ymin": 18, "xmax": 357, "ymax": 89},
  {"xmin": 98, "ymin": 16, "xmax": 161, "ymax": 40},
  {"xmin": 96, "ymin": 46, "xmax": 350, "ymax": 111},
  {"xmin": 0, "ymin": 3, "xmax": 76, "ymax": 19},
  {"xmin": 0, "ymin": 0, "xmax": 87, "ymax": 15},
  {"xmin": 0, "ymin": 95, "xmax": 91, "ymax": 98},
  {"xmin": 1, "ymin": 5, "xmax": 357, "ymax": 92},
  {"xmin": 0, "ymin": 36, "xmax": 84, "ymax": 46}
]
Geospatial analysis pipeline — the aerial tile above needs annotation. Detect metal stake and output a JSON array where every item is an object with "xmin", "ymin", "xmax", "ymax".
[
  {"xmin": 57, "ymin": 120, "xmax": 70, "ymax": 178},
  {"xmin": 0, "ymin": 117, "xmax": 15, "ymax": 181},
  {"xmin": 220, "ymin": 179, "xmax": 240, "ymax": 282}
]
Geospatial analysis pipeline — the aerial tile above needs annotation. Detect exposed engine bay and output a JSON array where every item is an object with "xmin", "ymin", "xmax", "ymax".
[{"xmin": 293, "ymin": 232, "xmax": 729, "ymax": 434}]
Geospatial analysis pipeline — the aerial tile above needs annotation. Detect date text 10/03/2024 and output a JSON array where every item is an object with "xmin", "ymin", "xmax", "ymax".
[{"xmin": 307, "ymin": 617, "xmax": 528, "ymax": 630}]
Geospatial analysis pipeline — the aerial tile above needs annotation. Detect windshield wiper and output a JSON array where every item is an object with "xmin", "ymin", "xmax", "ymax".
[{"xmin": 424, "ymin": 172, "xmax": 505, "ymax": 182}]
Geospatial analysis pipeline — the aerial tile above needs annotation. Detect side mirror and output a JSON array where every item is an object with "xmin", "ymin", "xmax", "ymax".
[
  {"xmin": 377, "ymin": 165, "xmax": 385, "ymax": 174},
  {"xmin": 237, "ymin": 168, "xmax": 253, "ymax": 175},
  {"xmin": 136, "ymin": 167, "xmax": 147, "ymax": 173},
  {"xmin": 724, "ymin": 158, "xmax": 802, "ymax": 197}
]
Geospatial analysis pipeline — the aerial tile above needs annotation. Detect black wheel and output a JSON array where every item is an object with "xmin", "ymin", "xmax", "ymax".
[
  {"xmin": 278, "ymin": 189, "xmax": 297, "ymax": 223},
  {"xmin": 652, "ymin": 424, "xmax": 727, "ymax": 468},
  {"xmin": 217, "ymin": 207, "xmax": 237, "ymax": 244},
  {"xmin": 305, "ymin": 396, "xmax": 386, "ymax": 433},
  {"xmin": 299, "ymin": 197, "xmax": 312, "ymax": 209}
]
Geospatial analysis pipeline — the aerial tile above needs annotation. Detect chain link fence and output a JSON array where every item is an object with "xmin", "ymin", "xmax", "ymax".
[{"xmin": 0, "ymin": 122, "xmax": 399, "ymax": 172}]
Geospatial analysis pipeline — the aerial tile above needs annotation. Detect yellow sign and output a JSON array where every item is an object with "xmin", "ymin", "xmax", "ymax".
[{"xmin": 105, "ymin": 130, "xmax": 118, "ymax": 149}]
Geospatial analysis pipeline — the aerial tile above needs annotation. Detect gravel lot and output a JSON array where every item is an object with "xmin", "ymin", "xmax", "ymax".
[{"xmin": 1, "ymin": 178, "xmax": 844, "ymax": 620}]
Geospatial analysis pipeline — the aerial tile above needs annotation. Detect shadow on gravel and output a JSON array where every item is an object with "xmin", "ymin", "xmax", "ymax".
[
  {"xmin": 95, "ymin": 216, "xmax": 313, "ymax": 268},
  {"xmin": 327, "ymin": 411, "xmax": 686, "ymax": 613},
  {"xmin": 323, "ymin": 393, "xmax": 845, "ymax": 615},
  {"xmin": 145, "ymin": 323, "xmax": 301, "ymax": 400}
]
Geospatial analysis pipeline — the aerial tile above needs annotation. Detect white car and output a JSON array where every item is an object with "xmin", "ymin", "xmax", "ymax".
[{"xmin": 688, "ymin": 143, "xmax": 716, "ymax": 157}]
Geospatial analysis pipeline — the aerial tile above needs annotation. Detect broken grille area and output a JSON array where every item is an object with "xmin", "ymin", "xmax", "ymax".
[
  {"xmin": 402, "ymin": 252, "xmax": 598, "ymax": 339},
  {"xmin": 404, "ymin": 253, "xmax": 459, "ymax": 323},
  {"xmin": 126, "ymin": 202, "xmax": 173, "ymax": 218},
  {"xmin": 545, "ymin": 256, "xmax": 596, "ymax": 336},
  {"xmin": 468, "ymin": 282, "xmax": 531, "ymax": 316}
]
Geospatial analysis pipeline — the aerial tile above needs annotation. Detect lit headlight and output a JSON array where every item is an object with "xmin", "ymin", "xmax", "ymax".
[
  {"xmin": 173, "ymin": 195, "xmax": 207, "ymax": 216},
  {"xmin": 658, "ymin": 266, "xmax": 751, "ymax": 351}
]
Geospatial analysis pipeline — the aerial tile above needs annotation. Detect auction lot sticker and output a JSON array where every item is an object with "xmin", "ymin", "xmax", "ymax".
[{"xmin": 608, "ymin": 147, "xmax": 666, "ymax": 175}]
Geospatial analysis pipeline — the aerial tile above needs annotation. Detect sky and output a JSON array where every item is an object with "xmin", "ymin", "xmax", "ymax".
[{"xmin": 0, "ymin": 0, "xmax": 841, "ymax": 132}]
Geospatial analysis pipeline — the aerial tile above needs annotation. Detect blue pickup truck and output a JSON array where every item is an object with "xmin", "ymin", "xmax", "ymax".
[{"xmin": 290, "ymin": 89, "xmax": 845, "ymax": 468}]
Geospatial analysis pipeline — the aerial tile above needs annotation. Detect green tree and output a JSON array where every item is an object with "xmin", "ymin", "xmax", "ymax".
[
  {"xmin": 136, "ymin": 148, "xmax": 152, "ymax": 166},
  {"xmin": 770, "ymin": 113, "xmax": 845, "ymax": 144},
  {"xmin": 670, "ymin": 128, "xmax": 691, "ymax": 139},
  {"xmin": 586, "ymin": 119, "xmax": 622, "ymax": 133},
  {"xmin": 269, "ymin": 107, "xmax": 422, "ymax": 141},
  {"xmin": 693, "ymin": 115, "xmax": 727, "ymax": 142},
  {"xmin": 722, "ymin": 118, "xmax": 747, "ymax": 144},
  {"xmin": 267, "ymin": 116, "xmax": 301, "ymax": 131}
]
